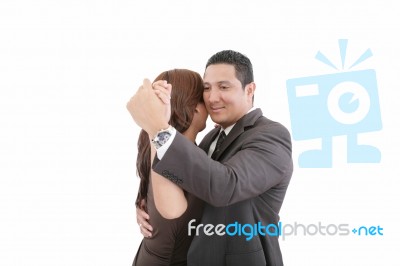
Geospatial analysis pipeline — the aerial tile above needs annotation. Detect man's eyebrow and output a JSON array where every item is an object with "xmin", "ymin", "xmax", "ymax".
[{"xmin": 203, "ymin": 81, "xmax": 232, "ymax": 85}]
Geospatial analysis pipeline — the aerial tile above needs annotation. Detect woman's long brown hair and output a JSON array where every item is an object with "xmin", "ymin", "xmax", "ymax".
[{"xmin": 135, "ymin": 69, "xmax": 204, "ymax": 208}]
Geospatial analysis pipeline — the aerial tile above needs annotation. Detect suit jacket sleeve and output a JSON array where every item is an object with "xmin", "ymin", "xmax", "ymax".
[{"xmin": 152, "ymin": 123, "xmax": 292, "ymax": 207}]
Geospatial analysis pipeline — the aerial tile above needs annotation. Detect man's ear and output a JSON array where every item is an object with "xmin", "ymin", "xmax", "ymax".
[{"xmin": 246, "ymin": 82, "xmax": 256, "ymax": 97}]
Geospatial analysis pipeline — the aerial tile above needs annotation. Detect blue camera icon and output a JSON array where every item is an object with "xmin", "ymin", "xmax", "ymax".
[{"xmin": 287, "ymin": 69, "xmax": 382, "ymax": 168}]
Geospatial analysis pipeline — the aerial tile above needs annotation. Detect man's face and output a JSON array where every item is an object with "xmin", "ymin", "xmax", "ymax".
[{"xmin": 203, "ymin": 64, "xmax": 254, "ymax": 128}]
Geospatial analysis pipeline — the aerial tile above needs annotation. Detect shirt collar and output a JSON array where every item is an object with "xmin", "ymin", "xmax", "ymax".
[{"xmin": 221, "ymin": 106, "xmax": 257, "ymax": 136}]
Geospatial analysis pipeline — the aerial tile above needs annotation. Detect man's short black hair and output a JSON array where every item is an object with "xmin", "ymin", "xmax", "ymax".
[{"xmin": 205, "ymin": 50, "xmax": 254, "ymax": 88}]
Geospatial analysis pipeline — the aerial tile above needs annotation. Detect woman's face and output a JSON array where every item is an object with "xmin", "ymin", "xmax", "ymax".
[{"xmin": 193, "ymin": 102, "xmax": 208, "ymax": 132}]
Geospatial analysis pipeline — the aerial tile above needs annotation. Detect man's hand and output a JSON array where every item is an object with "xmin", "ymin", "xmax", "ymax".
[
  {"xmin": 126, "ymin": 79, "xmax": 172, "ymax": 137},
  {"xmin": 136, "ymin": 199, "xmax": 153, "ymax": 238}
]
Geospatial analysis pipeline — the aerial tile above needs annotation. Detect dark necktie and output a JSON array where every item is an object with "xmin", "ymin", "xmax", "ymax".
[{"xmin": 211, "ymin": 131, "xmax": 226, "ymax": 159}]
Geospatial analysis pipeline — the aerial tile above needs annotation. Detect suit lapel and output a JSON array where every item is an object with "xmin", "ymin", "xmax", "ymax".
[
  {"xmin": 199, "ymin": 127, "xmax": 221, "ymax": 153},
  {"xmin": 212, "ymin": 108, "xmax": 263, "ymax": 161}
]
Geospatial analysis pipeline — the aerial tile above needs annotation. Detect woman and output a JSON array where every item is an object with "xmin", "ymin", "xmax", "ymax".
[{"xmin": 132, "ymin": 69, "xmax": 208, "ymax": 266}]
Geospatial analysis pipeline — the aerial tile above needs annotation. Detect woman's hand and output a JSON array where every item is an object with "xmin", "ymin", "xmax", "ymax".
[
  {"xmin": 152, "ymin": 80, "xmax": 172, "ymax": 123},
  {"xmin": 136, "ymin": 199, "xmax": 153, "ymax": 238},
  {"xmin": 152, "ymin": 80, "xmax": 172, "ymax": 104}
]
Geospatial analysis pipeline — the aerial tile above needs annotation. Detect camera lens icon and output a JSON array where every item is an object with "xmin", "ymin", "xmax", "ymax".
[{"xmin": 327, "ymin": 81, "xmax": 371, "ymax": 125}]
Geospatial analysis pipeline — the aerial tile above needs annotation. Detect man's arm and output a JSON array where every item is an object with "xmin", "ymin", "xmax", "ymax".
[
  {"xmin": 127, "ymin": 79, "xmax": 172, "ymax": 238},
  {"xmin": 126, "ymin": 80, "xmax": 292, "ymax": 207},
  {"xmin": 152, "ymin": 124, "xmax": 293, "ymax": 207}
]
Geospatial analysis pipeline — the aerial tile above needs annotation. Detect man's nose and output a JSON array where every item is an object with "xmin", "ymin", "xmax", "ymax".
[{"xmin": 207, "ymin": 88, "xmax": 220, "ymax": 103}]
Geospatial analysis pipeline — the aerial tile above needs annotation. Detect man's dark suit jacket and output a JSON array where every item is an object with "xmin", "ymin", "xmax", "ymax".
[{"xmin": 153, "ymin": 108, "xmax": 293, "ymax": 266}]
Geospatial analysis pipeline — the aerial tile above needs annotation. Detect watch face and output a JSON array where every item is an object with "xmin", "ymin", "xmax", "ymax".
[
  {"xmin": 153, "ymin": 130, "xmax": 172, "ymax": 149},
  {"xmin": 159, "ymin": 132, "xmax": 171, "ymax": 144}
]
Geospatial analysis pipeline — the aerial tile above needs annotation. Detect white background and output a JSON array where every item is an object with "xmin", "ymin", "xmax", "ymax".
[{"xmin": 1, "ymin": 0, "xmax": 399, "ymax": 265}]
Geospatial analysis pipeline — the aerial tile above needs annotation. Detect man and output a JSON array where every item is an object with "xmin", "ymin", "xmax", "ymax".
[{"xmin": 127, "ymin": 50, "xmax": 293, "ymax": 265}]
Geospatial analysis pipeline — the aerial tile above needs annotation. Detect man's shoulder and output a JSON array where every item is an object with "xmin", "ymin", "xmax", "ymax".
[
  {"xmin": 242, "ymin": 108, "xmax": 288, "ymax": 130},
  {"xmin": 254, "ymin": 115, "xmax": 290, "ymax": 133},
  {"xmin": 244, "ymin": 116, "xmax": 292, "ymax": 147}
]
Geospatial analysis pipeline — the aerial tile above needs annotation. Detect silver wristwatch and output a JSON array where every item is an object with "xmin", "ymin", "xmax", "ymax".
[{"xmin": 151, "ymin": 126, "xmax": 173, "ymax": 149}]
